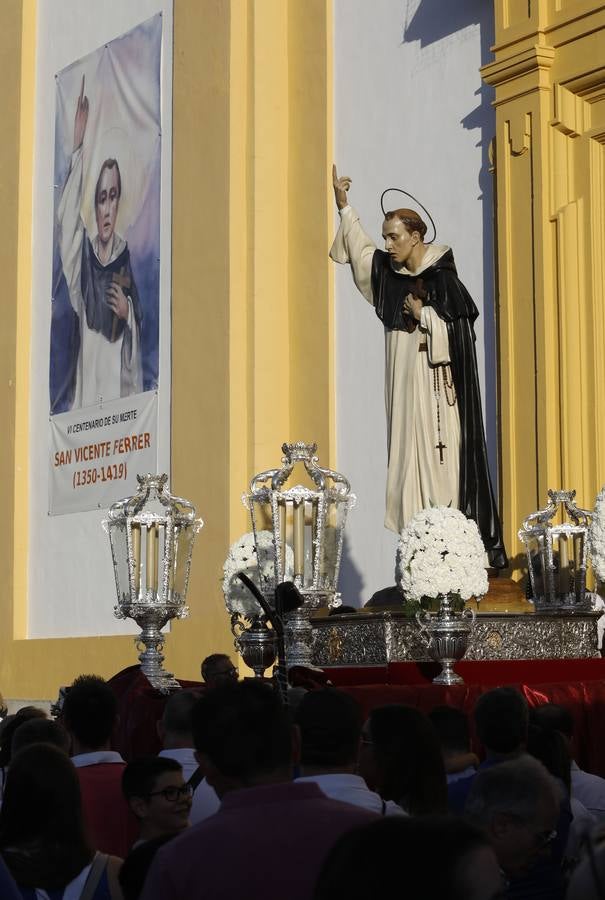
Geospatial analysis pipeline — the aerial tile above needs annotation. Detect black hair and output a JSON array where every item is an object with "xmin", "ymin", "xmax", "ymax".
[
  {"xmin": 122, "ymin": 756, "xmax": 183, "ymax": 801},
  {"xmin": 296, "ymin": 689, "xmax": 362, "ymax": 768},
  {"xmin": 530, "ymin": 703, "xmax": 574, "ymax": 739},
  {"xmin": 527, "ymin": 723, "xmax": 571, "ymax": 794},
  {"xmin": 474, "ymin": 687, "xmax": 528, "ymax": 754},
  {"xmin": 62, "ymin": 674, "xmax": 117, "ymax": 749},
  {"xmin": 192, "ymin": 681, "xmax": 291, "ymax": 779},
  {"xmin": 367, "ymin": 705, "xmax": 447, "ymax": 815},
  {"xmin": 428, "ymin": 705, "xmax": 471, "ymax": 754},
  {"xmin": 94, "ymin": 158, "xmax": 122, "ymax": 205},
  {"xmin": 11, "ymin": 718, "xmax": 69, "ymax": 756},
  {"xmin": 201, "ymin": 654, "xmax": 232, "ymax": 681},
  {"xmin": 314, "ymin": 816, "xmax": 492, "ymax": 900},
  {"xmin": 0, "ymin": 743, "xmax": 92, "ymax": 889},
  {"xmin": 161, "ymin": 690, "xmax": 198, "ymax": 736},
  {"xmin": 0, "ymin": 707, "xmax": 47, "ymax": 768}
]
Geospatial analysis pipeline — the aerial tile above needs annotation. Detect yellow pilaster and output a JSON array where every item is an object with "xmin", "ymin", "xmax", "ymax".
[
  {"xmin": 0, "ymin": 0, "xmax": 334, "ymax": 698},
  {"xmin": 484, "ymin": 1, "xmax": 605, "ymax": 570}
]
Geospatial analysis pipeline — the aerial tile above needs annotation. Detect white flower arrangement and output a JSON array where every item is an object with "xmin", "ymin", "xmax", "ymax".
[
  {"xmin": 396, "ymin": 506, "xmax": 488, "ymax": 603},
  {"xmin": 222, "ymin": 530, "xmax": 294, "ymax": 618},
  {"xmin": 588, "ymin": 487, "xmax": 605, "ymax": 582}
]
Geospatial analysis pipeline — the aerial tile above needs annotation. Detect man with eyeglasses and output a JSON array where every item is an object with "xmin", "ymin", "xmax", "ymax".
[
  {"xmin": 466, "ymin": 756, "xmax": 563, "ymax": 899},
  {"xmin": 200, "ymin": 654, "xmax": 238, "ymax": 691},
  {"xmin": 123, "ymin": 756, "xmax": 192, "ymax": 848}
]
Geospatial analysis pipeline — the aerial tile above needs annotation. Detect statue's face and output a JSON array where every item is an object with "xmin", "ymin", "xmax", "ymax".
[
  {"xmin": 95, "ymin": 166, "xmax": 120, "ymax": 246},
  {"xmin": 382, "ymin": 217, "xmax": 417, "ymax": 266}
]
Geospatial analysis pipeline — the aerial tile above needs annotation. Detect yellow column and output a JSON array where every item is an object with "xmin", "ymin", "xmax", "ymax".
[{"xmin": 484, "ymin": 1, "xmax": 605, "ymax": 571}]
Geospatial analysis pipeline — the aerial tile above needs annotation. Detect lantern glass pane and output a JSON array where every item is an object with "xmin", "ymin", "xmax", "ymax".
[
  {"xmin": 171, "ymin": 523, "xmax": 196, "ymax": 603},
  {"xmin": 109, "ymin": 521, "xmax": 130, "ymax": 604}
]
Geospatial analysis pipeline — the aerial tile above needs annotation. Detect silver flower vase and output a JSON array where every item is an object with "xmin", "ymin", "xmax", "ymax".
[
  {"xmin": 231, "ymin": 613, "xmax": 278, "ymax": 678},
  {"xmin": 416, "ymin": 594, "xmax": 476, "ymax": 685}
]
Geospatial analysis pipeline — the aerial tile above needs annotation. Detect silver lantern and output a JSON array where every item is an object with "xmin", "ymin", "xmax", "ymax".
[
  {"xmin": 243, "ymin": 442, "xmax": 356, "ymax": 667},
  {"xmin": 518, "ymin": 489, "xmax": 592, "ymax": 611},
  {"xmin": 103, "ymin": 473, "xmax": 203, "ymax": 693}
]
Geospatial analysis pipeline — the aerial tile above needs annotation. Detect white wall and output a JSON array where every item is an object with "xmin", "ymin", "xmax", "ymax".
[
  {"xmin": 28, "ymin": 1, "xmax": 172, "ymax": 637},
  {"xmin": 333, "ymin": 0, "xmax": 497, "ymax": 604}
]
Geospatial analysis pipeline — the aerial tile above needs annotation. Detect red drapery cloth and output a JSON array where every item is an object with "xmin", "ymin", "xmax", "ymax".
[{"xmin": 108, "ymin": 659, "xmax": 605, "ymax": 777}]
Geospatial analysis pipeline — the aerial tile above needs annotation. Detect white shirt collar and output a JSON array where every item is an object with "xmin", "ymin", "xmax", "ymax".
[{"xmin": 71, "ymin": 750, "xmax": 125, "ymax": 768}]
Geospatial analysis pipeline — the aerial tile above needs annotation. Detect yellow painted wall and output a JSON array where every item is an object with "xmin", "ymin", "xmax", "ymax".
[
  {"xmin": 483, "ymin": 0, "xmax": 605, "ymax": 573},
  {"xmin": 0, "ymin": 0, "xmax": 334, "ymax": 699}
]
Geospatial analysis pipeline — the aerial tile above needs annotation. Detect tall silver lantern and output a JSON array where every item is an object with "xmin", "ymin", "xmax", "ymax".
[
  {"xmin": 103, "ymin": 474, "xmax": 203, "ymax": 693},
  {"xmin": 518, "ymin": 489, "xmax": 592, "ymax": 611},
  {"xmin": 243, "ymin": 442, "xmax": 356, "ymax": 667}
]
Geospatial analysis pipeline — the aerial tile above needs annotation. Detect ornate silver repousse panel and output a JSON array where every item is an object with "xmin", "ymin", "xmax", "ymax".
[{"xmin": 312, "ymin": 611, "xmax": 601, "ymax": 666}]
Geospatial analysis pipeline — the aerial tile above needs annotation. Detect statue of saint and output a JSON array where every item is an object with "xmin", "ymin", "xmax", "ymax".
[{"xmin": 330, "ymin": 166, "xmax": 506, "ymax": 569}]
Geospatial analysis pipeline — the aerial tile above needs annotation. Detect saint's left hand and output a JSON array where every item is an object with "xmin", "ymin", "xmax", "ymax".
[
  {"xmin": 106, "ymin": 283, "xmax": 129, "ymax": 320},
  {"xmin": 403, "ymin": 292, "xmax": 423, "ymax": 321}
]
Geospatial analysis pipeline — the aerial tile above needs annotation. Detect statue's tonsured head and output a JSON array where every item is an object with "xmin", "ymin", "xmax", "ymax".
[{"xmin": 384, "ymin": 208, "xmax": 427, "ymax": 240}]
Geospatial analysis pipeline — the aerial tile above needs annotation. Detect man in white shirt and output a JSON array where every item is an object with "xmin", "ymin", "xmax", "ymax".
[
  {"xmin": 295, "ymin": 689, "xmax": 403, "ymax": 815},
  {"xmin": 157, "ymin": 690, "xmax": 220, "ymax": 825}
]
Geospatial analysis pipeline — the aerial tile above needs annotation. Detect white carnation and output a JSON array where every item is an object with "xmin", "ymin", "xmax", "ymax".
[
  {"xmin": 588, "ymin": 487, "xmax": 605, "ymax": 582},
  {"xmin": 396, "ymin": 506, "xmax": 488, "ymax": 603},
  {"xmin": 222, "ymin": 530, "xmax": 294, "ymax": 618}
]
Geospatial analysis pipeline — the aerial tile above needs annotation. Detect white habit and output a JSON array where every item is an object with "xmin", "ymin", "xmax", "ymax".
[
  {"xmin": 57, "ymin": 146, "xmax": 143, "ymax": 410},
  {"xmin": 330, "ymin": 206, "xmax": 461, "ymax": 533}
]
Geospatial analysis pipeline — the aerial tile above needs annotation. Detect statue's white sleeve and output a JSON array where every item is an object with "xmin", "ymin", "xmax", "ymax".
[
  {"xmin": 329, "ymin": 206, "xmax": 376, "ymax": 305},
  {"xmin": 57, "ymin": 147, "xmax": 85, "ymax": 314},
  {"xmin": 420, "ymin": 306, "xmax": 451, "ymax": 365}
]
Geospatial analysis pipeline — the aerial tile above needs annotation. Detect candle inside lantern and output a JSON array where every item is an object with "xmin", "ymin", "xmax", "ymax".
[
  {"xmin": 131, "ymin": 523, "xmax": 141, "ymax": 596},
  {"xmin": 278, "ymin": 501, "xmax": 286, "ymax": 579},
  {"xmin": 294, "ymin": 501, "xmax": 304, "ymax": 577},
  {"xmin": 559, "ymin": 534, "xmax": 569, "ymax": 597},
  {"xmin": 146, "ymin": 525, "xmax": 159, "ymax": 593}
]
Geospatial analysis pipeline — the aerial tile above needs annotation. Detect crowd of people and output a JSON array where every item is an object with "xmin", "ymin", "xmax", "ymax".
[{"xmin": 0, "ymin": 655, "xmax": 604, "ymax": 899}]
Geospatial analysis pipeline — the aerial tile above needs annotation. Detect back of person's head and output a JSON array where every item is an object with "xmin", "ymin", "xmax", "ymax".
[
  {"xmin": 0, "ymin": 707, "xmax": 47, "ymax": 768},
  {"xmin": 314, "ymin": 815, "xmax": 501, "ymax": 900},
  {"xmin": 61, "ymin": 674, "xmax": 117, "ymax": 749},
  {"xmin": 160, "ymin": 690, "xmax": 197, "ymax": 741},
  {"xmin": 428, "ymin": 705, "xmax": 471, "ymax": 754},
  {"xmin": 530, "ymin": 703, "xmax": 574, "ymax": 740},
  {"xmin": 0, "ymin": 743, "xmax": 91, "ymax": 889},
  {"xmin": 466, "ymin": 754, "xmax": 560, "ymax": 828},
  {"xmin": 122, "ymin": 756, "xmax": 183, "ymax": 803},
  {"xmin": 119, "ymin": 834, "xmax": 175, "ymax": 900},
  {"xmin": 363, "ymin": 705, "xmax": 447, "ymax": 815},
  {"xmin": 474, "ymin": 687, "xmax": 528, "ymax": 753},
  {"xmin": 10, "ymin": 718, "xmax": 69, "ymax": 757},
  {"xmin": 192, "ymin": 681, "xmax": 291, "ymax": 782},
  {"xmin": 296, "ymin": 689, "xmax": 362, "ymax": 770},
  {"xmin": 527, "ymin": 723, "xmax": 571, "ymax": 794}
]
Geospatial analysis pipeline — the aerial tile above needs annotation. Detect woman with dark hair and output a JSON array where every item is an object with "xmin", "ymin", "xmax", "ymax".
[
  {"xmin": 314, "ymin": 816, "xmax": 503, "ymax": 900},
  {"xmin": 358, "ymin": 704, "xmax": 447, "ymax": 815},
  {"xmin": 0, "ymin": 743, "xmax": 123, "ymax": 899},
  {"xmin": 0, "ymin": 708, "xmax": 47, "ymax": 799}
]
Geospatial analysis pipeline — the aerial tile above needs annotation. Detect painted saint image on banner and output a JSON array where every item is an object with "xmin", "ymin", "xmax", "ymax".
[{"xmin": 50, "ymin": 15, "xmax": 162, "ymax": 414}]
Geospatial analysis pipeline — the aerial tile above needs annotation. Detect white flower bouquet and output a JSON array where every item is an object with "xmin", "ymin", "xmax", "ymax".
[
  {"xmin": 396, "ymin": 506, "xmax": 488, "ymax": 604},
  {"xmin": 222, "ymin": 530, "xmax": 294, "ymax": 618},
  {"xmin": 588, "ymin": 487, "xmax": 605, "ymax": 582}
]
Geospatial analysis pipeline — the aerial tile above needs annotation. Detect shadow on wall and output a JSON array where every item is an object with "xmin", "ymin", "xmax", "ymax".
[
  {"xmin": 403, "ymin": 0, "xmax": 499, "ymax": 491},
  {"xmin": 338, "ymin": 534, "xmax": 366, "ymax": 608}
]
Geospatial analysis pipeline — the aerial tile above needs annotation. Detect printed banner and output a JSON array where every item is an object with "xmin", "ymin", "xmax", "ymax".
[
  {"xmin": 50, "ymin": 391, "xmax": 158, "ymax": 515},
  {"xmin": 49, "ymin": 15, "xmax": 162, "ymax": 514}
]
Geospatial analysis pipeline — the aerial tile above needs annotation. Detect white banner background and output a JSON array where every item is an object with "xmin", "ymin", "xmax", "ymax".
[
  {"xmin": 49, "ymin": 391, "xmax": 157, "ymax": 514},
  {"xmin": 28, "ymin": 0, "xmax": 172, "ymax": 639}
]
